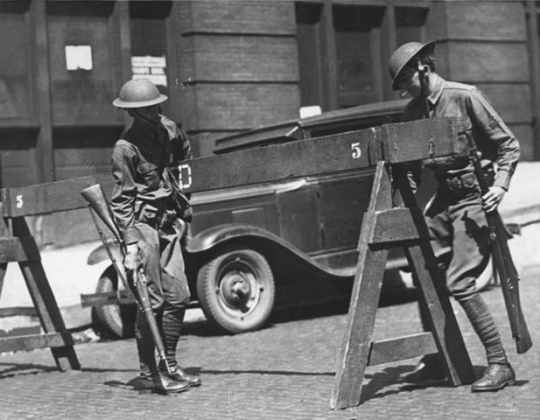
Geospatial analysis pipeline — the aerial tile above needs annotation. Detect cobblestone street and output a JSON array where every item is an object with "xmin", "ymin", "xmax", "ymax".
[
  {"xmin": 1, "ymin": 2, "xmax": 540, "ymax": 420},
  {"xmin": 1, "ymin": 258, "xmax": 539, "ymax": 419}
]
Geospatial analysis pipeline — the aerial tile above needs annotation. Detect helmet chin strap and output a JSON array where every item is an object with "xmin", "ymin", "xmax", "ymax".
[
  {"xmin": 129, "ymin": 106, "xmax": 161, "ymax": 126},
  {"xmin": 417, "ymin": 62, "xmax": 430, "ymax": 119}
]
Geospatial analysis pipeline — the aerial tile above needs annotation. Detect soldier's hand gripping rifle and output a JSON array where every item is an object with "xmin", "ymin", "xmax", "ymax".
[
  {"xmin": 467, "ymin": 139, "xmax": 532, "ymax": 354},
  {"xmin": 81, "ymin": 184, "xmax": 172, "ymax": 374}
]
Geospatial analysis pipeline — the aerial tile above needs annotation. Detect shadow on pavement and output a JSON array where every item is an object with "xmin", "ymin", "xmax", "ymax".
[
  {"xmin": 358, "ymin": 363, "xmax": 529, "ymax": 404},
  {"xmin": 104, "ymin": 367, "xmax": 203, "ymax": 392},
  {"xmin": 0, "ymin": 361, "xmax": 137, "ymax": 378},
  {"xmin": 0, "ymin": 362, "xmax": 58, "ymax": 378},
  {"xmin": 200, "ymin": 368, "xmax": 333, "ymax": 376}
]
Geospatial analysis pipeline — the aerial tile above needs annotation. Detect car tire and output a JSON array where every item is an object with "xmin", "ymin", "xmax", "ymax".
[
  {"xmin": 92, "ymin": 267, "xmax": 136, "ymax": 339},
  {"xmin": 196, "ymin": 245, "xmax": 275, "ymax": 334}
]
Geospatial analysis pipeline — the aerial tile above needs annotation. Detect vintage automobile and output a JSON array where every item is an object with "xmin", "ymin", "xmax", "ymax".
[{"xmin": 86, "ymin": 99, "xmax": 493, "ymax": 338}]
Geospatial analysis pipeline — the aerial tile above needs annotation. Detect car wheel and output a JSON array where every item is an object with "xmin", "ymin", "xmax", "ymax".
[
  {"xmin": 92, "ymin": 267, "xmax": 136, "ymax": 339},
  {"xmin": 196, "ymin": 245, "xmax": 275, "ymax": 334}
]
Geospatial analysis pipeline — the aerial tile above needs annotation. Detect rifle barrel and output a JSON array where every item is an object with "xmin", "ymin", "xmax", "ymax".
[
  {"xmin": 467, "ymin": 139, "xmax": 532, "ymax": 354},
  {"xmin": 81, "ymin": 184, "xmax": 174, "ymax": 369}
]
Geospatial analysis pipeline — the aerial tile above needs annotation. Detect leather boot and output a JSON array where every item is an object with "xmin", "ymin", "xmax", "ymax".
[
  {"xmin": 161, "ymin": 305, "xmax": 185, "ymax": 367},
  {"xmin": 471, "ymin": 363, "xmax": 516, "ymax": 392},
  {"xmin": 401, "ymin": 354, "xmax": 446, "ymax": 384},
  {"xmin": 459, "ymin": 295, "xmax": 508, "ymax": 365},
  {"xmin": 136, "ymin": 374, "xmax": 190, "ymax": 395},
  {"xmin": 159, "ymin": 362, "xmax": 201, "ymax": 387}
]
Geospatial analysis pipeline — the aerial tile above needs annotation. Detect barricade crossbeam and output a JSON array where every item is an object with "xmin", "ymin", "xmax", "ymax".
[{"xmin": 0, "ymin": 117, "xmax": 469, "ymax": 387}]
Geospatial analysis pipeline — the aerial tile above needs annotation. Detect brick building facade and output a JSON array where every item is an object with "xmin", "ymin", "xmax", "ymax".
[{"xmin": 0, "ymin": 0, "xmax": 538, "ymax": 246}]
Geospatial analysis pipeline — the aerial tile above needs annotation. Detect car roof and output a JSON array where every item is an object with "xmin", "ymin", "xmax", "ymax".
[{"xmin": 214, "ymin": 99, "xmax": 408, "ymax": 154}]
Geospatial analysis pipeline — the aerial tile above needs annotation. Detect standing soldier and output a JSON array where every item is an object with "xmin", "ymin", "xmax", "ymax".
[
  {"xmin": 111, "ymin": 78, "xmax": 201, "ymax": 394},
  {"xmin": 388, "ymin": 41, "xmax": 520, "ymax": 391}
]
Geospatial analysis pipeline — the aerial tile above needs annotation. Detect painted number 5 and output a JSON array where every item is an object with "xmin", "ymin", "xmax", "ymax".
[{"xmin": 351, "ymin": 142, "xmax": 362, "ymax": 159}]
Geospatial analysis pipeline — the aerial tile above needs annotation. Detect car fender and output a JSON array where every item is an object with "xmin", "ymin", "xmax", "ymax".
[
  {"xmin": 86, "ymin": 226, "xmax": 289, "ymax": 266},
  {"xmin": 186, "ymin": 223, "xmax": 350, "ymax": 279},
  {"xmin": 187, "ymin": 223, "xmax": 294, "ymax": 253},
  {"xmin": 86, "ymin": 239, "xmax": 122, "ymax": 266}
]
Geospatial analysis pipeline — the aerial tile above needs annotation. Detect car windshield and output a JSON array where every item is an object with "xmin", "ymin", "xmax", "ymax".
[{"xmin": 214, "ymin": 99, "xmax": 407, "ymax": 154}]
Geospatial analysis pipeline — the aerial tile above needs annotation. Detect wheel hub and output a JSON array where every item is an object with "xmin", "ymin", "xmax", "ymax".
[{"xmin": 220, "ymin": 272, "xmax": 252, "ymax": 306}]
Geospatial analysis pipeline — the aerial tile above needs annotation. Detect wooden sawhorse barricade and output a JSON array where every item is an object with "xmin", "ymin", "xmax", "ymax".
[
  {"xmin": 0, "ymin": 117, "xmax": 467, "ymax": 387},
  {"xmin": 171, "ymin": 116, "xmax": 471, "ymax": 409},
  {"xmin": 0, "ymin": 212, "xmax": 79, "ymax": 370},
  {"xmin": 330, "ymin": 132, "xmax": 475, "ymax": 409},
  {"xmin": 0, "ymin": 177, "xmax": 111, "ymax": 370}
]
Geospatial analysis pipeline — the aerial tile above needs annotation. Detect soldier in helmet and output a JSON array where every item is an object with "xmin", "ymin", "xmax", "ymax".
[
  {"xmin": 111, "ymin": 78, "xmax": 201, "ymax": 394},
  {"xmin": 388, "ymin": 41, "xmax": 520, "ymax": 391}
]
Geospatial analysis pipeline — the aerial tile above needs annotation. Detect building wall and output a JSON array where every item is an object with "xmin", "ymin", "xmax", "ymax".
[
  {"xmin": 173, "ymin": 1, "xmax": 301, "ymax": 156},
  {"xmin": 0, "ymin": 0, "xmax": 537, "ymax": 248},
  {"xmin": 427, "ymin": 1, "xmax": 534, "ymax": 160}
]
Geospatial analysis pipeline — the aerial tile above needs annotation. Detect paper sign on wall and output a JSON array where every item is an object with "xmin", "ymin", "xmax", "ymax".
[
  {"xmin": 131, "ymin": 55, "xmax": 167, "ymax": 86},
  {"xmin": 65, "ymin": 45, "xmax": 93, "ymax": 71}
]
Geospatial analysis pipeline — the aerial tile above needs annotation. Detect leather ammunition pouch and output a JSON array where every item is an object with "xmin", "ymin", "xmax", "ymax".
[
  {"xmin": 136, "ymin": 197, "xmax": 190, "ymax": 232},
  {"xmin": 437, "ymin": 165, "xmax": 494, "ymax": 199},
  {"xmin": 136, "ymin": 200, "xmax": 169, "ymax": 228}
]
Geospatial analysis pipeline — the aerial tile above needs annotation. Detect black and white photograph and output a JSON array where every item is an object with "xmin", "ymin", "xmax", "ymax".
[{"xmin": 0, "ymin": 1, "xmax": 539, "ymax": 419}]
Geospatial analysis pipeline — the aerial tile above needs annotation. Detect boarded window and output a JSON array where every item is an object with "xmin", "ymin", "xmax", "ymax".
[
  {"xmin": 333, "ymin": 5, "xmax": 385, "ymax": 108},
  {"xmin": 295, "ymin": 2, "xmax": 324, "ymax": 108},
  {"xmin": 47, "ymin": 1, "xmax": 118, "ymax": 125},
  {"xmin": 0, "ymin": 1, "xmax": 31, "ymax": 122},
  {"xmin": 129, "ymin": 1, "xmax": 171, "ymax": 115},
  {"xmin": 395, "ymin": 7, "xmax": 429, "ymax": 44},
  {"xmin": 294, "ymin": 3, "xmax": 431, "ymax": 110}
]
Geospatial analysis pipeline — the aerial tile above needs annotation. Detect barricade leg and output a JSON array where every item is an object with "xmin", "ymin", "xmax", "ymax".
[
  {"xmin": 331, "ymin": 162, "xmax": 474, "ymax": 410},
  {"xmin": 331, "ymin": 162, "xmax": 393, "ymax": 409},
  {"xmin": 0, "ymin": 217, "xmax": 80, "ymax": 371}
]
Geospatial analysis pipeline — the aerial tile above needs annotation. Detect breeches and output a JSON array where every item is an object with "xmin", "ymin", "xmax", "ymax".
[
  {"xmin": 424, "ymin": 191, "xmax": 490, "ymax": 300},
  {"xmin": 131, "ymin": 222, "xmax": 191, "ymax": 311}
]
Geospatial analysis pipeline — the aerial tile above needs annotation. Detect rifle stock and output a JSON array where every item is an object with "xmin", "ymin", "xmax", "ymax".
[
  {"xmin": 81, "ymin": 184, "xmax": 172, "ymax": 373},
  {"xmin": 467, "ymin": 140, "xmax": 532, "ymax": 354},
  {"xmin": 80, "ymin": 184, "xmax": 123, "ymax": 248}
]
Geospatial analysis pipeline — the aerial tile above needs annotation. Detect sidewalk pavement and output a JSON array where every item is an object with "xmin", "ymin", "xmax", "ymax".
[
  {"xmin": 0, "ymin": 162, "xmax": 539, "ymax": 334},
  {"xmin": 0, "ymin": 250, "xmax": 538, "ymax": 420},
  {"xmin": 0, "ymin": 164, "xmax": 539, "ymax": 420}
]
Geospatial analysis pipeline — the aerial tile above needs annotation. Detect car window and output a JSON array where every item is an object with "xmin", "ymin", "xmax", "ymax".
[{"xmin": 307, "ymin": 113, "xmax": 400, "ymax": 138}]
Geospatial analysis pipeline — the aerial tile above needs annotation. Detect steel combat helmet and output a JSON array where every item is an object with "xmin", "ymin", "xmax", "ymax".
[
  {"xmin": 112, "ymin": 78, "xmax": 167, "ymax": 108},
  {"xmin": 388, "ymin": 41, "xmax": 436, "ymax": 91}
]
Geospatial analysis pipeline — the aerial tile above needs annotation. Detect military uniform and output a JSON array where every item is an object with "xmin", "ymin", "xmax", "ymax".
[
  {"xmin": 403, "ymin": 73, "xmax": 520, "ymax": 300},
  {"xmin": 111, "ymin": 115, "xmax": 192, "ymax": 308},
  {"xmin": 389, "ymin": 41, "xmax": 519, "ymax": 391},
  {"xmin": 111, "ymin": 78, "xmax": 200, "ymax": 393}
]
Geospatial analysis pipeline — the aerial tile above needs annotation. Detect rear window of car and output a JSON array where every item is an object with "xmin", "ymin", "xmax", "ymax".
[{"xmin": 307, "ymin": 113, "xmax": 401, "ymax": 138}]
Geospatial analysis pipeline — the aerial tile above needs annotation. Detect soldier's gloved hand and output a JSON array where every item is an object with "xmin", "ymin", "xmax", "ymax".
[
  {"xmin": 482, "ymin": 186, "xmax": 505, "ymax": 213},
  {"xmin": 124, "ymin": 244, "xmax": 141, "ymax": 273}
]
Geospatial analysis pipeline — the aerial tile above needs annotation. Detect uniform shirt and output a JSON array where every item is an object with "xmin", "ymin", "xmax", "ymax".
[
  {"xmin": 402, "ymin": 73, "xmax": 520, "ymax": 191},
  {"xmin": 111, "ymin": 115, "xmax": 192, "ymax": 244}
]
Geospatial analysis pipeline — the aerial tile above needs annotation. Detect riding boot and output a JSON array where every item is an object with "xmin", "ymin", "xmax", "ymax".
[
  {"xmin": 135, "ymin": 309, "xmax": 158, "ymax": 379},
  {"xmin": 135, "ymin": 309, "xmax": 189, "ymax": 394},
  {"xmin": 458, "ymin": 294, "xmax": 515, "ymax": 392},
  {"xmin": 160, "ymin": 305, "xmax": 185, "ymax": 366},
  {"xmin": 159, "ymin": 305, "xmax": 201, "ymax": 387}
]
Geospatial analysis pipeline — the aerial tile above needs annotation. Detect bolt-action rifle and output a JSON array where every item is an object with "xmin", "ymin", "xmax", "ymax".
[
  {"xmin": 81, "ymin": 184, "xmax": 172, "ymax": 373},
  {"xmin": 467, "ymin": 138, "xmax": 532, "ymax": 354}
]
